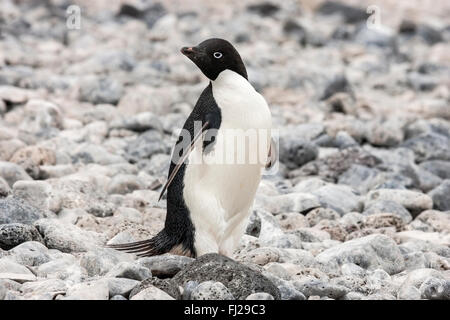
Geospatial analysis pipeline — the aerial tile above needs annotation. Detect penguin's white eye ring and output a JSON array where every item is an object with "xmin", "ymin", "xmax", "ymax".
[{"xmin": 213, "ymin": 52, "xmax": 223, "ymax": 59}]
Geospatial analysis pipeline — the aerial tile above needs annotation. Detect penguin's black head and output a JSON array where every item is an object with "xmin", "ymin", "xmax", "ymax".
[{"xmin": 181, "ymin": 38, "xmax": 248, "ymax": 81}]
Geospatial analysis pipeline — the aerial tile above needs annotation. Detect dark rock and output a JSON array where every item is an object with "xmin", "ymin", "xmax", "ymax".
[
  {"xmin": 317, "ymin": 1, "xmax": 368, "ymax": 24},
  {"xmin": 428, "ymin": 180, "xmax": 450, "ymax": 211},
  {"xmin": 283, "ymin": 20, "xmax": 308, "ymax": 45},
  {"xmin": 398, "ymin": 20, "xmax": 416, "ymax": 34},
  {"xmin": 0, "ymin": 197, "xmax": 45, "ymax": 225},
  {"xmin": 338, "ymin": 164, "xmax": 381, "ymax": 194},
  {"xmin": 246, "ymin": 2, "xmax": 280, "ymax": 17},
  {"xmin": 0, "ymin": 223, "xmax": 44, "ymax": 250},
  {"xmin": 117, "ymin": 2, "xmax": 167, "ymax": 28},
  {"xmin": 129, "ymin": 276, "xmax": 181, "ymax": 300},
  {"xmin": 320, "ymin": 75, "xmax": 353, "ymax": 100},
  {"xmin": 172, "ymin": 253, "xmax": 281, "ymax": 300}
]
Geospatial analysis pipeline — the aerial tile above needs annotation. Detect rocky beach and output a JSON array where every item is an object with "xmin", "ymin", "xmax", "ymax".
[{"xmin": 0, "ymin": 0, "xmax": 449, "ymax": 300}]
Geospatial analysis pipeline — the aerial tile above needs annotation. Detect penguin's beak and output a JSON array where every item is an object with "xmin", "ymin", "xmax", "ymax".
[{"xmin": 181, "ymin": 46, "xmax": 202, "ymax": 61}]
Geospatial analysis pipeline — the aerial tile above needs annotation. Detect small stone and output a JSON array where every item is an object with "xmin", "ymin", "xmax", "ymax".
[
  {"xmin": 419, "ymin": 277, "xmax": 449, "ymax": 300},
  {"xmin": 80, "ymin": 248, "xmax": 134, "ymax": 277},
  {"xmin": 311, "ymin": 185, "xmax": 362, "ymax": 216},
  {"xmin": 0, "ymin": 162, "xmax": 32, "ymax": 187},
  {"xmin": 106, "ymin": 261, "xmax": 152, "ymax": 281},
  {"xmin": 428, "ymin": 180, "xmax": 450, "ymax": 211},
  {"xmin": 107, "ymin": 174, "xmax": 144, "ymax": 195},
  {"xmin": 8, "ymin": 241, "xmax": 50, "ymax": 266},
  {"xmin": 293, "ymin": 278, "xmax": 349, "ymax": 299},
  {"xmin": 363, "ymin": 200, "xmax": 412, "ymax": 224},
  {"xmin": 306, "ymin": 207, "xmax": 340, "ymax": 227},
  {"xmin": 34, "ymin": 219, "xmax": 106, "ymax": 253},
  {"xmin": 79, "ymin": 77, "xmax": 123, "ymax": 105},
  {"xmin": 138, "ymin": 254, "xmax": 194, "ymax": 278},
  {"xmin": 130, "ymin": 285, "xmax": 175, "ymax": 300},
  {"xmin": 65, "ymin": 280, "xmax": 109, "ymax": 300},
  {"xmin": 365, "ymin": 189, "xmax": 433, "ymax": 217},
  {"xmin": 246, "ymin": 292, "xmax": 274, "ymax": 300},
  {"xmin": 107, "ymin": 277, "xmax": 140, "ymax": 298},
  {"xmin": 191, "ymin": 281, "xmax": 235, "ymax": 300},
  {"xmin": 0, "ymin": 224, "xmax": 44, "ymax": 250}
]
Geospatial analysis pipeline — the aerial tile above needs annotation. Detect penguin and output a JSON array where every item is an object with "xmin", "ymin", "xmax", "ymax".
[{"xmin": 108, "ymin": 38, "xmax": 275, "ymax": 258}]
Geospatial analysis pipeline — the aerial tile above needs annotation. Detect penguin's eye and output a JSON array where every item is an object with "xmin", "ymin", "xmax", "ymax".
[{"xmin": 213, "ymin": 52, "xmax": 223, "ymax": 59}]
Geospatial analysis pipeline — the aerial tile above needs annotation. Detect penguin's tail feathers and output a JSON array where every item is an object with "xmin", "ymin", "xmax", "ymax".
[{"xmin": 105, "ymin": 230, "xmax": 177, "ymax": 257}]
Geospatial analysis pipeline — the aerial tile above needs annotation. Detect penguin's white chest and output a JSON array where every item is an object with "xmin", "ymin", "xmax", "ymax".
[{"xmin": 183, "ymin": 70, "xmax": 272, "ymax": 256}]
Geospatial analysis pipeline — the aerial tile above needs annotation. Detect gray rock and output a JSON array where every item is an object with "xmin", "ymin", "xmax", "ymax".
[
  {"xmin": 181, "ymin": 280, "xmax": 199, "ymax": 300},
  {"xmin": 0, "ymin": 177, "xmax": 10, "ymax": 197},
  {"xmin": 316, "ymin": 234, "xmax": 405, "ymax": 275},
  {"xmin": 294, "ymin": 147, "xmax": 380, "ymax": 182},
  {"xmin": 65, "ymin": 279, "xmax": 109, "ymax": 300},
  {"xmin": 106, "ymin": 261, "xmax": 152, "ymax": 281},
  {"xmin": 19, "ymin": 99, "xmax": 63, "ymax": 134},
  {"xmin": 293, "ymin": 279, "xmax": 349, "ymax": 299},
  {"xmin": 125, "ymin": 130, "xmax": 168, "ymax": 163},
  {"xmin": 365, "ymin": 189, "xmax": 433, "ymax": 217},
  {"xmin": 420, "ymin": 161, "xmax": 450, "ymax": 180},
  {"xmin": 338, "ymin": 164, "xmax": 381, "ymax": 194},
  {"xmin": 191, "ymin": 281, "xmax": 235, "ymax": 300},
  {"xmin": 129, "ymin": 276, "xmax": 180, "ymax": 299},
  {"xmin": 342, "ymin": 292, "xmax": 365, "ymax": 300},
  {"xmin": 403, "ymin": 252, "xmax": 426, "ymax": 270},
  {"xmin": 106, "ymin": 277, "xmax": 140, "ymax": 298},
  {"xmin": 278, "ymin": 283, "xmax": 306, "ymax": 300},
  {"xmin": 317, "ymin": 1, "xmax": 368, "ymax": 23},
  {"xmin": 320, "ymin": 75, "xmax": 353, "ymax": 100},
  {"xmin": 246, "ymin": 292, "xmax": 274, "ymax": 300},
  {"xmin": 79, "ymin": 77, "xmax": 123, "ymax": 105},
  {"xmin": 172, "ymin": 253, "xmax": 281, "ymax": 300},
  {"xmin": 311, "ymin": 185, "xmax": 362, "ymax": 216},
  {"xmin": 279, "ymin": 135, "xmax": 318, "ymax": 170},
  {"xmin": 0, "ymin": 197, "xmax": 45, "ymax": 225},
  {"xmin": 366, "ymin": 119, "xmax": 404, "ymax": 147},
  {"xmin": 34, "ymin": 219, "xmax": 106, "ymax": 253},
  {"xmin": 419, "ymin": 277, "xmax": 449, "ymax": 300},
  {"xmin": 0, "ymin": 257, "xmax": 35, "ymax": 277},
  {"xmin": 398, "ymin": 285, "xmax": 422, "ymax": 300},
  {"xmin": 138, "ymin": 254, "xmax": 194, "ymax": 278},
  {"xmin": 428, "ymin": 180, "xmax": 450, "ymax": 211},
  {"xmin": 130, "ymin": 285, "xmax": 175, "ymax": 300},
  {"xmin": 107, "ymin": 174, "xmax": 144, "ymax": 195},
  {"xmin": 0, "ymin": 224, "xmax": 44, "ymax": 250},
  {"xmin": 36, "ymin": 256, "xmax": 87, "ymax": 283},
  {"xmin": 0, "ymin": 161, "xmax": 33, "ymax": 187},
  {"xmin": 306, "ymin": 207, "xmax": 340, "ymax": 227},
  {"xmin": 80, "ymin": 248, "xmax": 134, "ymax": 277},
  {"xmin": 363, "ymin": 200, "xmax": 412, "ymax": 224},
  {"xmin": 20, "ymin": 279, "xmax": 67, "ymax": 299},
  {"xmin": 12, "ymin": 181, "xmax": 61, "ymax": 214},
  {"xmin": 401, "ymin": 133, "xmax": 450, "ymax": 163},
  {"xmin": 110, "ymin": 295, "xmax": 127, "ymax": 300},
  {"xmin": 8, "ymin": 241, "xmax": 50, "ymax": 266}
]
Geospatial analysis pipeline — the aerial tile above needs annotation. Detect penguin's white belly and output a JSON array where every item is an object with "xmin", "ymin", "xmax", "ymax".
[{"xmin": 183, "ymin": 70, "xmax": 272, "ymax": 256}]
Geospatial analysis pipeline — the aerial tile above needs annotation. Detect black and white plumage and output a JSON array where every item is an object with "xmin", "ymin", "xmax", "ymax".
[{"xmin": 108, "ymin": 38, "xmax": 273, "ymax": 258}]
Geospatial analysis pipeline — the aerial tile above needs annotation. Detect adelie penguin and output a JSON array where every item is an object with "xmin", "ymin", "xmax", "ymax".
[{"xmin": 108, "ymin": 38, "xmax": 276, "ymax": 258}]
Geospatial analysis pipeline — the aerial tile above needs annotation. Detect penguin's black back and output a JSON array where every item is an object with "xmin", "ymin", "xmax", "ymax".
[{"xmin": 164, "ymin": 83, "xmax": 222, "ymax": 257}]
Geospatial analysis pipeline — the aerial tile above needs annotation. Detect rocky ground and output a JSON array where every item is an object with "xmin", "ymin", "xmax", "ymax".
[{"xmin": 0, "ymin": 0, "xmax": 449, "ymax": 300}]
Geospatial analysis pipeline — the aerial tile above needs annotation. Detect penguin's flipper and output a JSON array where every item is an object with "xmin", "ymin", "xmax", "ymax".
[
  {"xmin": 265, "ymin": 138, "xmax": 277, "ymax": 169},
  {"xmin": 158, "ymin": 121, "xmax": 209, "ymax": 201}
]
